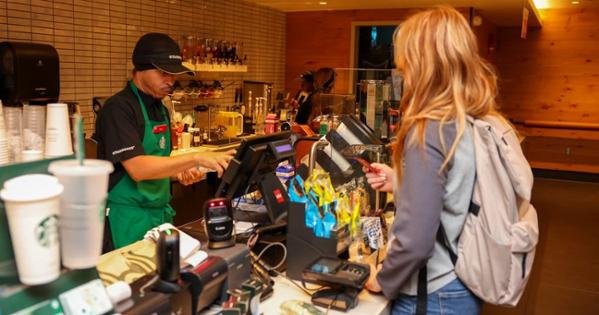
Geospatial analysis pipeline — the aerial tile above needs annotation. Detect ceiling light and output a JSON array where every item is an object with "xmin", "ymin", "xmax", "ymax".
[
  {"xmin": 533, "ymin": 0, "xmax": 549, "ymax": 9},
  {"xmin": 319, "ymin": 1, "xmax": 328, "ymax": 5},
  {"xmin": 572, "ymin": 0, "xmax": 580, "ymax": 4}
]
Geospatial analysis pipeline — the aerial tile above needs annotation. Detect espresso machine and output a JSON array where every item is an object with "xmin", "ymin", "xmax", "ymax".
[{"xmin": 0, "ymin": 42, "xmax": 60, "ymax": 162}]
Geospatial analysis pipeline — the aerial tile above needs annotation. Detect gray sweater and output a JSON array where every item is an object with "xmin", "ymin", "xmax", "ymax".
[{"xmin": 377, "ymin": 120, "xmax": 475, "ymax": 298}]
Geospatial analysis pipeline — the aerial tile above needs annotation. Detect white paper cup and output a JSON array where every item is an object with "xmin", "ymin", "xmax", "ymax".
[
  {"xmin": 0, "ymin": 174, "xmax": 63, "ymax": 285},
  {"xmin": 45, "ymin": 103, "xmax": 73, "ymax": 158},
  {"xmin": 21, "ymin": 149, "xmax": 43, "ymax": 162},
  {"xmin": 48, "ymin": 159, "xmax": 113, "ymax": 269}
]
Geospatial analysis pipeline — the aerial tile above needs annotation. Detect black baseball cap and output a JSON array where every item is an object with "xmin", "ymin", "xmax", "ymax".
[{"xmin": 132, "ymin": 33, "xmax": 194, "ymax": 76}]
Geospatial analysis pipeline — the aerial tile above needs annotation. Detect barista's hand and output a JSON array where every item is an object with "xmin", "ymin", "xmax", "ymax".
[
  {"xmin": 177, "ymin": 167, "xmax": 205, "ymax": 186},
  {"xmin": 366, "ymin": 263, "xmax": 383, "ymax": 293},
  {"xmin": 194, "ymin": 150, "xmax": 236, "ymax": 178},
  {"xmin": 364, "ymin": 163, "xmax": 394, "ymax": 193}
]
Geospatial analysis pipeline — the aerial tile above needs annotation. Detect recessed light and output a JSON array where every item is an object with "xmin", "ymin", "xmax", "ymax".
[
  {"xmin": 319, "ymin": 1, "xmax": 328, "ymax": 5},
  {"xmin": 572, "ymin": 0, "xmax": 580, "ymax": 4},
  {"xmin": 533, "ymin": 0, "xmax": 549, "ymax": 9}
]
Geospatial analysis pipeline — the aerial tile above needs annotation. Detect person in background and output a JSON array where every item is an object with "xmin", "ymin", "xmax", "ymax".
[
  {"xmin": 94, "ymin": 33, "xmax": 234, "ymax": 250},
  {"xmin": 294, "ymin": 67, "xmax": 336, "ymax": 126},
  {"xmin": 363, "ymin": 6, "xmax": 503, "ymax": 315}
]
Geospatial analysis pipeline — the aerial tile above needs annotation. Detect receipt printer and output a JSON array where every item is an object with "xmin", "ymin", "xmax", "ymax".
[{"xmin": 180, "ymin": 256, "xmax": 228, "ymax": 313}]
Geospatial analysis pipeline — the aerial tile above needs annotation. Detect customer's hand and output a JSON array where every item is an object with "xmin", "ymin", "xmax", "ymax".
[
  {"xmin": 364, "ymin": 163, "xmax": 394, "ymax": 193},
  {"xmin": 194, "ymin": 150, "xmax": 236, "ymax": 178},
  {"xmin": 177, "ymin": 167, "xmax": 205, "ymax": 186},
  {"xmin": 366, "ymin": 263, "xmax": 383, "ymax": 293}
]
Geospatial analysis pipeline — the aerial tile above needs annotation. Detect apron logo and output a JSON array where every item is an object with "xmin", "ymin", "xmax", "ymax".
[
  {"xmin": 35, "ymin": 214, "xmax": 59, "ymax": 248},
  {"xmin": 159, "ymin": 136, "xmax": 166, "ymax": 150}
]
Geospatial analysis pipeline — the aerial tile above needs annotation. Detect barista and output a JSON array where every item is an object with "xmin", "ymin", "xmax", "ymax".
[
  {"xmin": 94, "ymin": 33, "xmax": 234, "ymax": 250},
  {"xmin": 294, "ymin": 67, "xmax": 336, "ymax": 126}
]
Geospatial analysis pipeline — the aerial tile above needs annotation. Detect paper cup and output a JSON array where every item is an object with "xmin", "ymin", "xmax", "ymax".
[
  {"xmin": 0, "ymin": 174, "xmax": 63, "ymax": 285},
  {"xmin": 48, "ymin": 159, "xmax": 113, "ymax": 269},
  {"xmin": 45, "ymin": 103, "xmax": 73, "ymax": 158}
]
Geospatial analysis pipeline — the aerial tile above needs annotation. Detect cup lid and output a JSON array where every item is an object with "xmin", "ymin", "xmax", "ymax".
[
  {"xmin": 0, "ymin": 174, "xmax": 64, "ymax": 202},
  {"xmin": 48, "ymin": 159, "xmax": 114, "ymax": 176}
]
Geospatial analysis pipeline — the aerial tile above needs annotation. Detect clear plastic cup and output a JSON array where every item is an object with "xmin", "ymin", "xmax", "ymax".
[
  {"xmin": 45, "ymin": 103, "xmax": 73, "ymax": 158},
  {"xmin": 4, "ymin": 106, "xmax": 23, "ymax": 163},
  {"xmin": 21, "ymin": 149, "xmax": 43, "ymax": 162},
  {"xmin": 23, "ymin": 105, "xmax": 46, "ymax": 151},
  {"xmin": 48, "ymin": 159, "xmax": 114, "ymax": 269},
  {"xmin": 0, "ymin": 174, "xmax": 63, "ymax": 285}
]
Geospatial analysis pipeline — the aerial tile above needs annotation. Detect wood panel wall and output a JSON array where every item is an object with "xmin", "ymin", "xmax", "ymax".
[
  {"xmin": 285, "ymin": 8, "xmax": 496, "ymax": 95},
  {"xmin": 495, "ymin": 8, "xmax": 599, "ymax": 126}
]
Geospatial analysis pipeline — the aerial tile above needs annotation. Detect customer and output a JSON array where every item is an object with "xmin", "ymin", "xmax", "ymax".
[
  {"xmin": 294, "ymin": 67, "xmax": 335, "ymax": 125},
  {"xmin": 95, "ymin": 33, "xmax": 234, "ymax": 250},
  {"xmin": 363, "ymin": 6, "xmax": 502, "ymax": 315}
]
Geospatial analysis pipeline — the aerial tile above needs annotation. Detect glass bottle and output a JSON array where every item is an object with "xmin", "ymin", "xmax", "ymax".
[
  {"xmin": 195, "ymin": 37, "xmax": 205, "ymax": 64},
  {"xmin": 205, "ymin": 38, "xmax": 213, "ymax": 64},
  {"xmin": 181, "ymin": 35, "xmax": 195, "ymax": 63}
]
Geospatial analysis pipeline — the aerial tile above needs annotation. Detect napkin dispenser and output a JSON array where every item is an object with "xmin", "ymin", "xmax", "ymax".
[{"xmin": 0, "ymin": 42, "xmax": 60, "ymax": 105}]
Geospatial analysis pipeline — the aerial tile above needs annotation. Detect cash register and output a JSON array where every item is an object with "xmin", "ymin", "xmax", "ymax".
[{"xmin": 215, "ymin": 131, "xmax": 295, "ymax": 225}]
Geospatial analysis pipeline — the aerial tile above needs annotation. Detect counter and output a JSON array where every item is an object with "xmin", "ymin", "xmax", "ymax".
[{"xmin": 260, "ymin": 275, "xmax": 390, "ymax": 315}]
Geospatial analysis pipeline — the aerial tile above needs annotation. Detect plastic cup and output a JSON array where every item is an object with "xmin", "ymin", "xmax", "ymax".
[
  {"xmin": 45, "ymin": 103, "xmax": 73, "ymax": 158},
  {"xmin": 4, "ymin": 106, "xmax": 23, "ymax": 162},
  {"xmin": 48, "ymin": 159, "xmax": 114, "ymax": 269},
  {"xmin": 21, "ymin": 149, "xmax": 43, "ymax": 162},
  {"xmin": 0, "ymin": 174, "xmax": 63, "ymax": 285},
  {"xmin": 23, "ymin": 105, "xmax": 46, "ymax": 151}
]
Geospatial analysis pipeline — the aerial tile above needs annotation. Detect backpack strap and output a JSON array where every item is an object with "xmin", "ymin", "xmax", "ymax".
[
  {"xmin": 416, "ymin": 223, "xmax": 457, "ymax": 315},
  {"xmin": 437, "ymin": 223, "xmax": 458, "ymax": 266},
  {"xmin": 416, "ymin": 266, "xmax": 428, "ymax": 315}
]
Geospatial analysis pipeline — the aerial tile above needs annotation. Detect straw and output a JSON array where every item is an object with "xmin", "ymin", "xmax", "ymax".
[{"xmin": 73, "ymin": 113, "xmax": 84, "ymax": 166}]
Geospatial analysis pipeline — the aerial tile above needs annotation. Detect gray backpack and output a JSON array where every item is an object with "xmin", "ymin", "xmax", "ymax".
[
  {"xmin": 456, "ymin": 115, "xmax": 539, "ymax": 305},
  {"xmin": 417, "ymin": 115, "xmax": 539, "ymax": 314}
]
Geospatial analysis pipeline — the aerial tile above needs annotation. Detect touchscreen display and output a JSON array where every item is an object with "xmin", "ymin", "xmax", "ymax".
[
  {"xmin": 309, "ymin": 257, "xmax": 342, "ymax": 274},
  {"xmin": 275, "ymin": 143, "xmax": 293, "ymax": 153}
]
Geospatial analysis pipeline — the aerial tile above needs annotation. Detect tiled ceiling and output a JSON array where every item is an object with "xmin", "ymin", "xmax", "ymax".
[{"xmin": 246, "ymin": 0, "xmax": 599, "ymax": 26}]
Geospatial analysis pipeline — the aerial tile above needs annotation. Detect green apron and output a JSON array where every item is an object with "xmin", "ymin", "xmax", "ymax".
[{"xmin": 107, "ymin": 81, "xmax": 174, "ymax": 249}]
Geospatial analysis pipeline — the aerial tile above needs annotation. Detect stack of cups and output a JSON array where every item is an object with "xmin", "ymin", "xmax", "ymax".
[
  {"xmin": 22, "ymin": 104, "xmax": 46, "ymax": 162},
  {"xmin": 49, "ymin": 159, "xmax": 113, "ymax": 269},
  {"xmin": 0, "ymin": 174, "xmax": 63, "ymax": 285},
  {"xmin": 45, "ymin": 103, "xmax": 73, "ymax": 158},
  {"xmin": 4, "ymin": 105, "xmax": 23, "ymax": 163},
  {"xmin": 0, "ymin": 102, "xmax": 9, "ymax": 165}
]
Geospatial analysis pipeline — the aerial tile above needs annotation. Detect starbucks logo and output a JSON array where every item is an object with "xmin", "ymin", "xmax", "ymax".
[
  {"xmin": 35, "ymin": 214, "xmax": 59, "ymax": 248},
  {"xmin": 159, "ymin": 136, "xmax": 166, "ymax": 150}
]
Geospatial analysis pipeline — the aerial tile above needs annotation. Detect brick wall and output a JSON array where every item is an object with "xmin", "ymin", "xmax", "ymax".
[{"xmin": 0, "ymin": 0, "xmax": 286, "ymax": 135}]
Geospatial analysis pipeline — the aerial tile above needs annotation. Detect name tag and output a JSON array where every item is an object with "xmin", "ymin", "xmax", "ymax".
[{"xmin": 152, "ymin": 124, "xmax": 168, "ymax": 134}]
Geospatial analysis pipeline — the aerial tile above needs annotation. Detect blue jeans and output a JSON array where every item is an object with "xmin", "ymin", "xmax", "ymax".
[{"xmin": 391, "ymin": 278, "xmax": 481, "ymax": 315}]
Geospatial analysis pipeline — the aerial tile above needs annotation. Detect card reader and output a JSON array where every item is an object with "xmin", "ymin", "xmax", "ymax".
[{"xmin": 301, "ymin": 257, "xmax": 370, "ymax": 312}]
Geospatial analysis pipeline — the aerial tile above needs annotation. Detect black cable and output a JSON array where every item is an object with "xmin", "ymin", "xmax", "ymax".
[
  {"xmin": 272, "ymin": 269, "xmax": 321, "ymax": 296},
  {"xmin": 325, "ymin": 293, "xmax": 339, "ymax": 315}
]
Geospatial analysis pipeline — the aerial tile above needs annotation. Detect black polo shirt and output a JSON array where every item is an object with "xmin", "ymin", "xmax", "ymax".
[{"xmin": 94, "ymin": 83, "xmax": 171, "ymax": 190}]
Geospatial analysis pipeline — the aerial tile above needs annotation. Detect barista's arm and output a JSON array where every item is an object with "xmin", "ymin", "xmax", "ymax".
[{"xmin": 122, "ymin": 151, "xmax": 234, "ymax": 182}]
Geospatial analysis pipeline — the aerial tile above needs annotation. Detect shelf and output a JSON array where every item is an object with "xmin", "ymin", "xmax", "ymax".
[{"xmin": 182, "ymin": 62, "xmax": 248, "ymax": 73}]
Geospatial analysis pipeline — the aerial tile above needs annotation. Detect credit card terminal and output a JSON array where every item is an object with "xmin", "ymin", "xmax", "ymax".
[
  {"xmin": 301, "ymin": 257, "xmax": 370, "ymax": 289},
  {"xmin": 203, "ymin": 197, "xmax": 235, "ymax": 249}
]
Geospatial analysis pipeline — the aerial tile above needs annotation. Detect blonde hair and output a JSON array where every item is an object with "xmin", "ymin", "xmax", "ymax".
[{"xmin": 393, "ymin": 6, "xmax": 501, "ymax": 181}]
